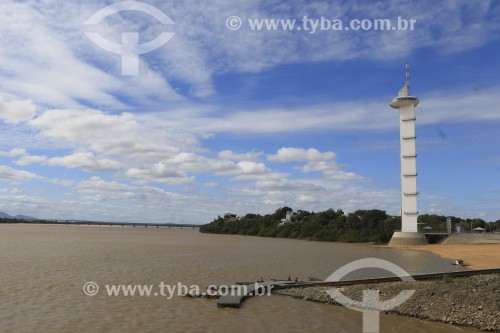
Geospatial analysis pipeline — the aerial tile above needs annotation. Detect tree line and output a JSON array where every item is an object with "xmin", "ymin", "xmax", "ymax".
[{"xmin": 199, "ymin": 207, "xmax": 500, "ymax": 243}]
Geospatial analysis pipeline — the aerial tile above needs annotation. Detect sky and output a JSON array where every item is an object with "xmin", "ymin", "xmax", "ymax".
[{"xmin": 0, "ymin": 0, "xmax": 499, "ymax": 224}]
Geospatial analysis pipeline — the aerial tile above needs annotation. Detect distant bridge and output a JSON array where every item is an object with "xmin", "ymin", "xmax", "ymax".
[{"xmin": 5, "ymin": 219, "xmax": 201, "ymax": 229}]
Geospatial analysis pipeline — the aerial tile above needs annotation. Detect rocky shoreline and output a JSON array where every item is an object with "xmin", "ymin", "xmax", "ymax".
[{"xmin": 274, "ymin": 273, "xmax": 500, "ymax": 332}]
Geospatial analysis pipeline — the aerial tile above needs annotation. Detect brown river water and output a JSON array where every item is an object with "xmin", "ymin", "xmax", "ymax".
[{"xmin": 0, "ymin": 225, "xmax": 481, "ymax": 333}]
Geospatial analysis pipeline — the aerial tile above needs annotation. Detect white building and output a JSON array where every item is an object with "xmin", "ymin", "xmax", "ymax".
[{"xmin": 278, "ymin": 211, "xmax": 294, "ymax": 227}]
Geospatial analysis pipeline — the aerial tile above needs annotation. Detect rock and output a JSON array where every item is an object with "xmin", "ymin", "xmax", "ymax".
[{"xmin": 273, "ymin": 273, "xmax": 500, "ymax": 332}]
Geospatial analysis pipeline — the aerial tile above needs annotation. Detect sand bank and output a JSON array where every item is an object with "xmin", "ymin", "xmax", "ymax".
[{"xmin": 392, "ymin": 243, "xmax": 500, "ymax": 270}]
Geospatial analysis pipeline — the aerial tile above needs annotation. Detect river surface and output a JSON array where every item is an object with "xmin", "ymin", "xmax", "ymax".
[{"xmin": 0, "ymin": 225, "xmax": 480, "ymax": 333}]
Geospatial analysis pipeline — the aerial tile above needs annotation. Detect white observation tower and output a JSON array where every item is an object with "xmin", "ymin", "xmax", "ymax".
[{"xmin": 389, "ymin": 64, "xmax": 427, "ymax": 245}]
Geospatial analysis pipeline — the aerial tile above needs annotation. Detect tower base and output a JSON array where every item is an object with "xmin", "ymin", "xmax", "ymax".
[{"xmin": 388, "ymin": 231, "xmax": 428, "ymax": 246}]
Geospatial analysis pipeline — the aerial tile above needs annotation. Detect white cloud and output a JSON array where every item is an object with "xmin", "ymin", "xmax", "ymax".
[
  {"xmin": 150, "ymin": 87, "xmax": 500, "ymax": 135},
  {"xmin": 267, "ymin": 147, "xmax": 362, "ymax": 180},
  {"xmin": 125, "ymin": 152, "xmax": 271, "ymax": 184},
  {"xmin": 150, "ymin": 100, "xmax": 397, "ymax": 135},
  {"xmin": 13, "ymin": 150, "xmax": 122, "ymax": 172},
  {"xmin": 47, "ymin": 178, "xmax": 74, "ymax": 187},
  {"xmin": 1, "ymin": 0, "xmax": 498, "ymax": 109},
  {"xmin": 75, "ymin": 176, "xmax": 184, "ymax": 202},
  {"xmin": 0, "ymin": 165, "xmax": 40, "ymax": 181},
  {"xmin": 0, "ymin": 187, "xmax": 22, "ymax": 194},
  {"xmin": 0, "ymin": 1, "xmax": 182, "ymax": 109},
  {"xmin": 218, "ymin": 150, "xmax": 263, "ymax": 162},
  {"xmin": 30, "ymin": 108, "xmax": 190, "ymax": 162},
  {"xmin": 419, "ymin": 87, "xmax": 500, "ymax": 124},
  {"xmin": 268, "ymin": 147, "xmax": 335, "ymax": 162},
  {"xmin": 0, "ymin": 98, "xmax": 36, "ymax": 123},
  {"xmin": 126, "ymin": 163, "xmax": 194, "ymax": 185},
  {"xmin": 45, "ymin": 152, "xmax": 123, "ymax": 172},
  {"xmin": 76, "ymin": 176, "xmax": 132, "ymax": 193},
  {"xmin": 30, "ymin": 109, "xmax": 137, "ymax": 145},
  {"xmin": 15, "ymin": 154, "xmax": 48, "ymax": 166},
  {"xmin": 214, "ymin": 161, "xmax": 271, "ymax": 178},
  {"xmin": 255, "ymin": 178, "xmax": 326, "ymax": 192},
  {"xmin": 0, "ymin": 148, "xmax": 27, "ymax": 157},
  {"xmin": 153, "ymin": 0, "xmax": 500, "ymax": 88},
  {"xmin": 300, "ymin": 161, "xmax": 363, "ymax": 180},
  {"xmin": 0, "ymin": 2, "xmax": 121, "ymax": 108}
]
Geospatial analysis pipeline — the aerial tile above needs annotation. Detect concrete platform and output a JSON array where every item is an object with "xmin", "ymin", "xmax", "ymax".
[
  {"xmin": 440, "ymin": 233, "xmax": 500, "ymax": 244},
  {"xmin": 389, "ymin": 231, "xmax": 428, "ymax": 245}
]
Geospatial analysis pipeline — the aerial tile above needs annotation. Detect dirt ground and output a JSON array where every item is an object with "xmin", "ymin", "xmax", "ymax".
[{"xmin": 394, "ymin": 244, "xmax": 500, "ymax": 270}]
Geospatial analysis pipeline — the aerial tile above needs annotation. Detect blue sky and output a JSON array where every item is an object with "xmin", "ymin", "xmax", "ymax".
[{"xmin": 0, "ymin": 0, "xmax": 499, "ymax": 223}]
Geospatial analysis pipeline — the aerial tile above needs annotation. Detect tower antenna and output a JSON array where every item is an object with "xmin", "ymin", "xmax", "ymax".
[{"xmin": 406, "ymin": 62, "xmax": 410, "ymax": 94}]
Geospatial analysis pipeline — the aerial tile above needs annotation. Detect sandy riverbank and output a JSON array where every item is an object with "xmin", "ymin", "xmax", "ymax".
[{"xmin": 390, "ymin": 244, "xmax": 500, "ymax": 270}]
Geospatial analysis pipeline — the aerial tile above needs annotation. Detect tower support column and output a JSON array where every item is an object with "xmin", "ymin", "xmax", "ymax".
[{"xmin": 388, "ymin": 65, "xmax": 427, "ymax": 245}]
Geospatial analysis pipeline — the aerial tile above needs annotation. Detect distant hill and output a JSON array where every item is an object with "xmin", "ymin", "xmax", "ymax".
[
  {"xmin": 14, "ymin": 215, "xmax": 39, "ymax": 221},
  {"xmin": 0, "ymin": 212, "xmax": 39, "ymax": 220},
  {"xmin": 0, "ymin": 212, "xmax": 12, "ymax": 218}
]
